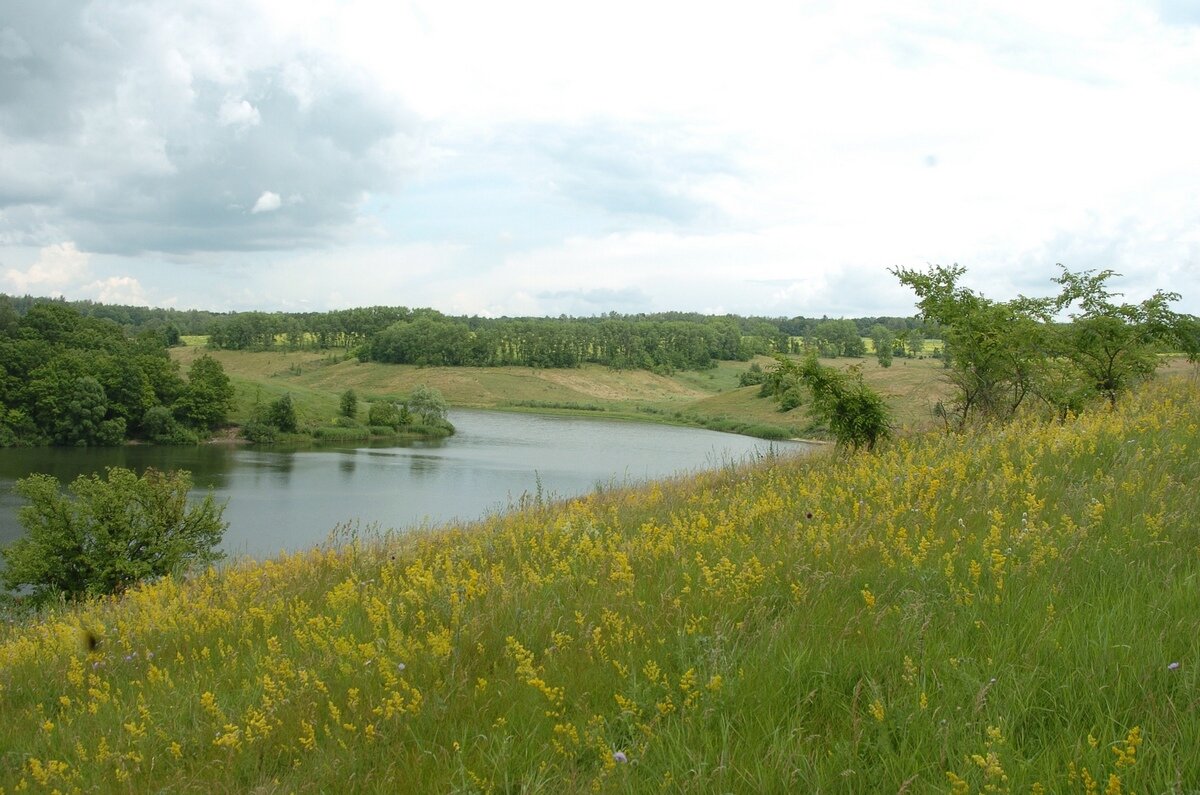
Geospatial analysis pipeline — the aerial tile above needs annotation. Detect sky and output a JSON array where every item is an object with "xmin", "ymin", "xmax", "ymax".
[{"xmin": 1, "ymin": 0, "xmax": 1199, "ymax": 318}]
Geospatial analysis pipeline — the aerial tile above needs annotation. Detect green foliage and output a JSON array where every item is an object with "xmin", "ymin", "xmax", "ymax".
[
  {"xmin": 737, "ymin": 362, "xmax": 767, "ymax": 386},
  {"xmin": 339, "ymin": 388, "xmax": 358, "ymax": 419},
  {"xmin": 1051, "ymin": 266, "xmax": 1188, "ymax": 407},
  {"xmin": 813, "ymin": 318, "xmax": 866, "ymax": 357},
  {"xmin": 1, "ymin": 467, "xmax": 226, "ymax": 604},
  {"xmin": 763, "ymin": 355, "xmax": 891, "ymax": 450},
  {"xmin": 892, "ymin": 264, "xmax": 1055, "ymax": 425},
  {"xmin": 408, "ymin": 384, "xmax": 449, "ymax": 426},
  {"xmin": 0, "ymin": 300, "xmax": 219, "ymax": 446},
  {"xmin": 894, "ymin": 263, "xmax": 1196, "ymax": 424},
  {"xmin": 796, "ymin": 355, "xmax": 891, "ymax": 451},
  {"xmin": 141, "ymin": 405, "xmax": 199, "ymax": 445},
  {"xmin": 869, "ymin": 323, "xmax": 895, "ymax": 368},
  {"xmin": 240, "ymin": 417, "xmax": 279, "ymax": 443},
  {"xmin": 367, "ymin": 400, "xmax": 407, "ymax": 429},
  {"xmin": 174, "ymin": 354, "xmax": 234, "ymax": 430},
  {"xmin": 267, "ymin": 393, "xmax": 298, "ymax": 433}
]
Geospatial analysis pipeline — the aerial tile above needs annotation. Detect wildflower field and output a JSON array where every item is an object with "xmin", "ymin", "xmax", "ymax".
[{"xmin": 2, "ymin": 377, "xmax": 1198, "ymax": 793}]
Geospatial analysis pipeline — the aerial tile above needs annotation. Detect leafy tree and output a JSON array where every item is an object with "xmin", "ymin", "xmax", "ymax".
[
  {"xmin": 407, "ymin": 385, "xmax": 449, "ymax": 426},
  {"xmin": 905, "ymin": 330, "xmax": 926, "ymax": 358},
  {"xmin": 763, "ymin": 355, "xmax": 890, "ymax": 450},
  {"xmin": 869, "ymin": 324, "xmax": 895, "ymax": 368},
  {"xmin": 2, "ymin": 467, "xmax": 227, "ymax": 603},
  {"xmin": 175, "ymin": 355, "xmax": 234, "ymax": 430},
  {"xmin": 340, "ymin": 389, "xmax": 358, "ymax": 419},
  {"xmin": 267, "ymin": 394, "xmax": 298, "ymax": 433},
  {"xmin": 892, "ymin": 265, "xmax": 1054, "ymax": 426},
  {"xmin": 814, "ymin": 319, "xmax": 866, "ymax": 357},
  {"xmin": 367, "ymin": 400, "xmax": 407, "ymax": 429},
  {"xmin": 1051, "ymin": 266, "xmax": 1189, "ymax": 407},
  {"xmin": 796, "ymin": 355, "xmax": 891, "ymax": 451}
]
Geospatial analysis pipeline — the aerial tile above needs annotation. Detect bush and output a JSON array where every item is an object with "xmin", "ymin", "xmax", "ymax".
[
  {"xmin": 738, "ymin": 362, "xmax": 767, "ymax": 387},
  {"xmin": 340, "ymin": 389, "xmax": 358, "ymax": 419},
  {"xmin": 368, "ymin": 400, "xmax": 406, "ymax": 429},
  {"xmin": 1, "ymin": 467, "xmax": 227, "ymax": 604},
  {"xmin": 241, "ymin": 418, "xmax": 278, "ymax": 443},
  {"xmin": 267, "ymin": 394, "xmax": 298, "ymax": 433},
  {"xmin": 408, "ymin": 385, "xmax": 448, "ymax": 425}
]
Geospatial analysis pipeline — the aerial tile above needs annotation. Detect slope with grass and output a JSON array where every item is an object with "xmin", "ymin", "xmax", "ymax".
[
  {"xmin": 2, "ymin": 376, "xmax": 1198, "ymax": 791},
  {"xmin": 170, "ymin": 345, "xmax": 954, "ymax": 440}
]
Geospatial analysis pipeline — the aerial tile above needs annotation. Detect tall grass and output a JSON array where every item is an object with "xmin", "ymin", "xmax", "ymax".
[{"xmin": 2, "ymin": 378, "xmax": 1198, "ymax": 792}]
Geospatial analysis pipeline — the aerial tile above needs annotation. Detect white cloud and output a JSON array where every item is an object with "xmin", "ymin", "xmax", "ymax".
[
  {"xmin": 250, "ymin": 191, "xmax": 282, "ymax": 214},
  {"xmin": 81, "ymin": 275, "xmax": 150, "ymax": 305},
  {"xmin": 4, "ymin": 1, "xmax": 1200, "ymax": 315},
  {"xmin": 2, "ymin": 242, "xmax": 91, "ymax": 292},
  {"xmin": 217, "ymin": 98, "xmax": 261, "ymax": 129}
]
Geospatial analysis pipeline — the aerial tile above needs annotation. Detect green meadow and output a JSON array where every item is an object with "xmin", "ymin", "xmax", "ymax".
[{"xmin": 2, "ymin": 372, "xmax": 1198, "ymax": 792}]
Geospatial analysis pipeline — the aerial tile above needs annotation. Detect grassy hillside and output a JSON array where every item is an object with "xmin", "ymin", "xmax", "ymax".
[
  {"xmin": 170, "ymin": 346, "xmax": 955, "ymax": 440},
  {"xmin": 2, "ymin": 376, "xmax": 1198, "ymax": 791}
]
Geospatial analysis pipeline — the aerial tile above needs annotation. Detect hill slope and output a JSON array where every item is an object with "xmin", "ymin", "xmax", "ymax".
[{"xmin": 2, "ymin": 377, "xmax": 1198, "ymax": 791}]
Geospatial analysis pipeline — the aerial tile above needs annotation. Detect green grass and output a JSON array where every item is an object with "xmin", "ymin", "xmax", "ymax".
[
  {"xmin": 173, "ymin": 347, "xmax": 958, "ymax": 441},
  {"xmin": 2, "ymin": 376, "xmax": 1198, "ymax": 791}
]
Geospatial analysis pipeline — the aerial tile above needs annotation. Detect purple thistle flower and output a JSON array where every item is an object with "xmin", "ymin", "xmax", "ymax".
[
  {"xmin": 1168, "ymin": 661, "xmax": 1181, "ymax": 671},
  {"xmin": 613, "ymin": 751, "xmax": 628, "ymax": 764}
]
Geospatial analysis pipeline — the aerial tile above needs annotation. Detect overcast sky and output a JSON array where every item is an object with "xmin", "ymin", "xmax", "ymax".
[{"xmin": 2, "ymin": 1, "xmax": 1198, "ymax": 317}]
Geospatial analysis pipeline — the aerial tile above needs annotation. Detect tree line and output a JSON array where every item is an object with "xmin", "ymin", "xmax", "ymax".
[
  {"xmin": 0, "ymin": 297, "xmax": 234, "ymax": 447},
  {"xmin": 2, "ymin": 294, "xmax": 947, "ymax": 374}
]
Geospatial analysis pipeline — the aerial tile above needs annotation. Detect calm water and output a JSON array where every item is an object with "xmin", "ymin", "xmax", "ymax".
[{"xmin": 0, "ymin": 411, "xmax": 811, "ymax": 559}]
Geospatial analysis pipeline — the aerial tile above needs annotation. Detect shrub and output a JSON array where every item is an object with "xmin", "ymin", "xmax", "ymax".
[
  {"xmin": 267, "ymin": 394, "xmax": 298, "ymax": 433},
  {"xmin": 340, "ymin": 389, "xmax": 358, "ymax": 419},
  {"xmin": 241, "ymin": 418, "xmax": 278, "ymax": 443},
  {"xmin": 1, "ymin": 467, "xmax": 227, "ymax": 604}
]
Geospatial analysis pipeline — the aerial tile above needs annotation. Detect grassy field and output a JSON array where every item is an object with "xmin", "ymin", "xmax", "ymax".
[
  {"xmin": 2, "ymin": 375, "xmax": 1198, "ymax": 791},
  {"xmin": 169, "ymin": 346, "xmax": 956, "ymax": 440}
]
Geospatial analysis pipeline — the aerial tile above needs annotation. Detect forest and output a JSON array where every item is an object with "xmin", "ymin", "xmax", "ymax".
[
  {"xmin": 0, "ymin": 298, "xmax": 233, "ymax": 447},
  {"xmin": 0, "ymin": 294, "xmax": 939, "ymax": 372}
]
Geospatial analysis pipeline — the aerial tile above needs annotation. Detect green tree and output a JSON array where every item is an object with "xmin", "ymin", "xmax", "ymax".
[
  {"xmin": 869, "ymin": 324, "xmax": 895, "ymax": 368},
  {"xmin": 1051, "ymin": 266, "xmax": 1189, "ymax": 407},
  {"xmin": 267, "ymin": 393, "xmax": 298, "ymax": 433},
  {"xmin": 340, "ymin": 388, "xmax": 358, "ymax": 419},
  {"xmin": 367, "ymin": 400, "xmax": 407, "ymax": 429},
  {"xmin": 905, "ymin": 330, "xmax": 926, "ymax": 358},
  {"xmin": 175, "ymin": 354, "xmax": 234, "ymax": 430},
  {"xmin": 1, "ymin": 467, "xmax": 227, "ymax": 603},
  {"xmin": 892, "ymin": 264, "xmax": 1053, "ymax": 426},
  {"xmin": 407, "ymin": 385, "xmax": 449, "ymax": 426},
  {"xmin": 796, "ymin": 355, "xmax": 891, "ymax": 451},
  {"xmin": 763, "ymin": 355, "xmax": 890, "ymax": 450}
]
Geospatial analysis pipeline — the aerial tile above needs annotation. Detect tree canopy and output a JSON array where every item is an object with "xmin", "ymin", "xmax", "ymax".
[
  {"xmin": 0, "ymin": 297, "xmax": 234, "ymax": 447},
  {"xmin": 892, "ymin": 263, "xmax": 1195, "ymax": 424}
]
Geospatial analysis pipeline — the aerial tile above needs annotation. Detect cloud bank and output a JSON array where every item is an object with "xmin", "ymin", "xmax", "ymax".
[{"xmin": 0, "ymin": 0, "xmax": 419, "ymax": 255}]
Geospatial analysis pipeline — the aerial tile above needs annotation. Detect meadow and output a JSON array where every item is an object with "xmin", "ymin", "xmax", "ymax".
[
  {"xmin": 1, "ymin": 371, "xmax": 1198, "ymax": 792},
  {"xmin": 169, "ymin": 344, "xmax": 956, "ymax": 441}
]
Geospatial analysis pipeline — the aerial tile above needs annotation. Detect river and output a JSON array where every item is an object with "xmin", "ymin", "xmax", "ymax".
[{"xmin": 0, "ymin": 411, "xmax": 812, "ymax": 559}]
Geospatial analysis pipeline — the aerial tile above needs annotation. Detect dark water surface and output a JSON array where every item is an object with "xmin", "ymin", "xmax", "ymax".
[{"xmin": 0, "ymin": 411, "xmax": 812, "ymax": 559}]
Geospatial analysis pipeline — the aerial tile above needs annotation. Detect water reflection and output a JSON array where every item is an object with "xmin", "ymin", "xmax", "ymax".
[{"xmin": 0, "ymin": 410, "xmax": 813, "ymax": 558}]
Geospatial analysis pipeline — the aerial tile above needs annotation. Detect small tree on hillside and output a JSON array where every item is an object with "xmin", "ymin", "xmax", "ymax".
[
  {"xmin": 340, "ymin": 389, "xmax": 358, "ymax": 419},
  {"xmin": 763, "ymin": 355, "xmax": 891, "ymax": 450},
  {"xmin": 892, "ymin": 264, "xmax": 1054, "ymax": 426},
  {"xmin": 2, "ymin": 467, "xmax": 227, "ymax": 604},
  {"xmin": 267, "ymin": 394, "xmax": 298, "ymax": 433}
]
